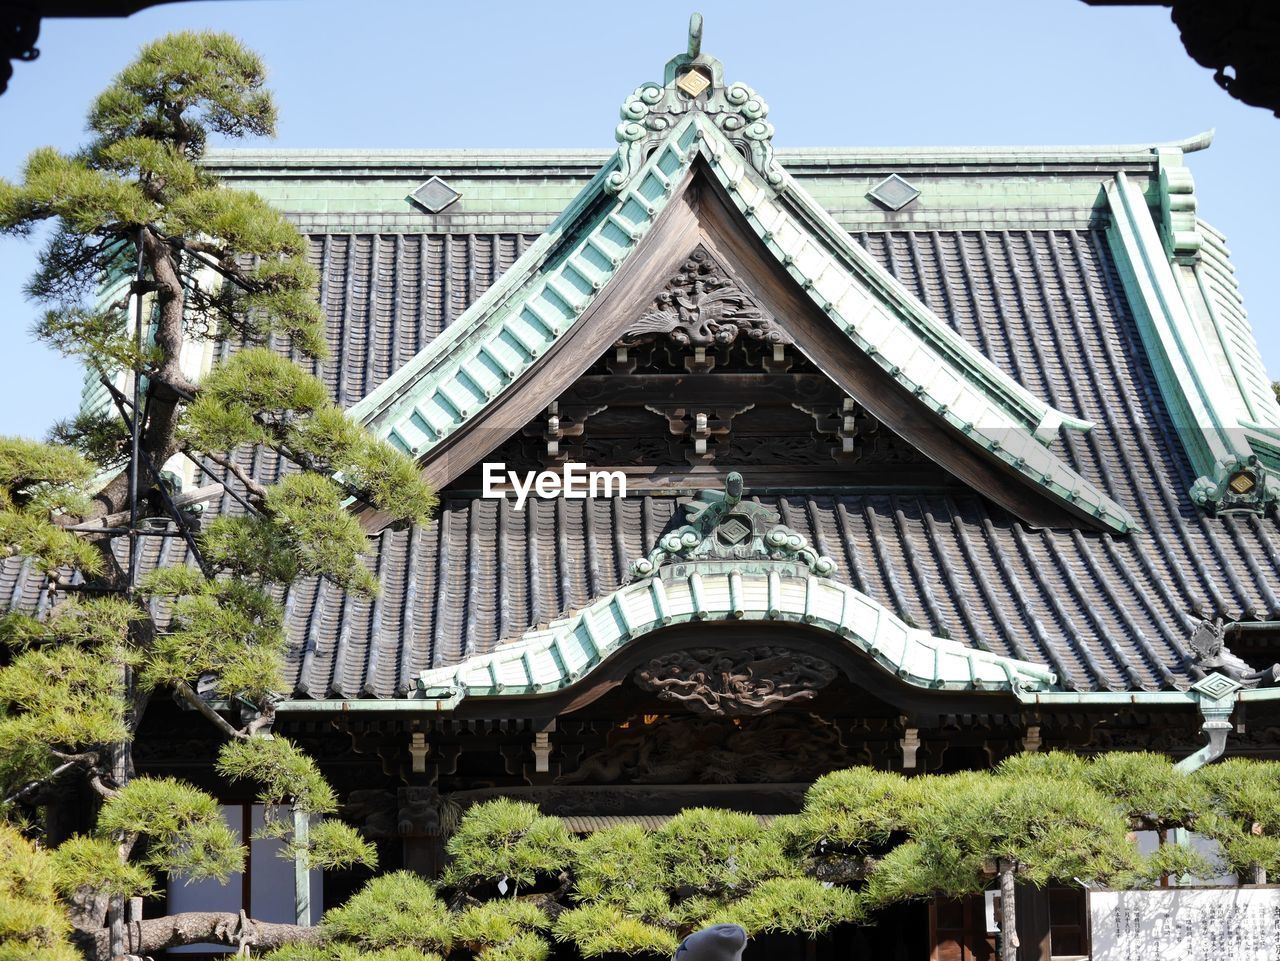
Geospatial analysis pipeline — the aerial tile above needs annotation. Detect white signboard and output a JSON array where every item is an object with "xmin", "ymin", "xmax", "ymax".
[{"xmin": 1091, "ymin": 888, "xmax": 1280, "ymax": 961}]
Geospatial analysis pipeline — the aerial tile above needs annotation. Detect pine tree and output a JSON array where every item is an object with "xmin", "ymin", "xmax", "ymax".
[{"xmin": 0, "ymin": 31, "xmax": 433, "ymax": 958}]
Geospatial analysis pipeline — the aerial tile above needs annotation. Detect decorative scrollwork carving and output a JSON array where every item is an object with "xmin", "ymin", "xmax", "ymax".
[
  {"xmin": 629, "ymin": 471, "xmax": 836, "ymax": 579},
  {"xmin": 607, "ymin": 21, "xmax": 784, "ymax": 195},
  {"xmin": 617, "ymin": 247, "xmax": 788, "ymax": 349},
  {"xmin": 635, "ymin": 647, "xmax": 837, "ymax": 716}
]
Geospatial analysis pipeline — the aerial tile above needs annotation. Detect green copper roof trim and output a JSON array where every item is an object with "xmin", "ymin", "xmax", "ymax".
[
  {"xmin": 1195, "ymin": 220, "xmax": 1280, "ymax": 437},
  {"xmin": 268, "ymin": 672, "xmax": 1280, "ymax": 710},
  {"xmin": 415, "ymin": 567, "xmax": 1059, "ymax": 705},
  {"xmin": 1105, "ymin": 171, "xmax": 1278, "ymax": 514},
  {"xmin": 694, "ymin": 117, "xmax": 1133, "ymax": 532},
  {"xmin": 348, "ymin": 119, "xmax": 698, "ymax": 438},
  {"xmin": 1153, "ymin": 146, "xmax": 1279, "ymax": 441},
  {"xmin": 348, "ymin": 64, "xmax": 1135, "ymax": 532},
  {"xmin": 201, "ymin": 130, "xmax": 1212, "ymax": 171},
  {"xmin": 702, "ymin": 117, "xmax": 1093, "ymax": 441},
  {"xmin": 1154, "ymin": 146, "xmax": 1202, "ymax": 264}
]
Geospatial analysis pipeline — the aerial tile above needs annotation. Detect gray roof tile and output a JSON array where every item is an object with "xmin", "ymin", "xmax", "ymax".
[{"xmin": 14, "ymin": 223, "xmax": 1275, "ymax": 699}]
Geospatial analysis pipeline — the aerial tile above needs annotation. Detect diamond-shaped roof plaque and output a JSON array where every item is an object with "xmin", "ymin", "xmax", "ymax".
[
  {"xmin": 867, "ymin": 174, "xmax": 921, "ymax": 212},
  {"xmin": 409, "ymin": 176, "xmax": 461, "ymax": 214},
  {"xmin": 1191, "ymin": 672, "xmax": 1244, "ymax": 701},
  {"xmin": 676, "ymin": 66, "xmax": 712, "ymax": 98},
  {"xmin": 718, "ymin": 516, "xmax": 751, "ymax": 545}
]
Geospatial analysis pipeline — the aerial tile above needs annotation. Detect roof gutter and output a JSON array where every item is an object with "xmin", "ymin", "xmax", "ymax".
[
  {"xmin": 273, "ymin": 678, "xmax": 1280, "ymax": 715},
  {"xmin": 273, "ymin": 697, "xmax": 454, "ymax": 713},
  {"xmin": 1011, "ymin": 676, "xmax": 1279, "ymax": 774}
]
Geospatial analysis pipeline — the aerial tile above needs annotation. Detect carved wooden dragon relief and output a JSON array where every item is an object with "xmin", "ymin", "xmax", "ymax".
[{"xmin": 634, "ymin": 646, "xmax": 838, "ymax": 716}]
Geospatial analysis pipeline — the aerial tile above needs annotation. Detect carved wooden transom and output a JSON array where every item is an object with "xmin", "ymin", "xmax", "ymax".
[{"xmin": 634, "ymin": 646, "xmax": 838, "ymax": 716}]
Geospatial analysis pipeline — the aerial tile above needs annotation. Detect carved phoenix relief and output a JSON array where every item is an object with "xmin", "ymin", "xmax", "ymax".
[
  {"xmin": 634, "ymin": 646, "xmax": 838, "ymax": 716},
  {"xmin": 617, "ymin": 247, "xmax": 790, "ymax": 349}
]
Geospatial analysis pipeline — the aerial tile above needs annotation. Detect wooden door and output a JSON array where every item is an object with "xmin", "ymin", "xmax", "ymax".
[{"xmin": 930, "ymin": 895, "xmax": 995, "ymax": 961}]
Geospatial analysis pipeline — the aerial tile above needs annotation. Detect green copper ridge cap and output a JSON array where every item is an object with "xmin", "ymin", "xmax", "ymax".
[
  {"xmin": 1105, "ymin": 171, "xmax": 1279, "ymax": 516},
  {"xmin": 1196, "ymin": 221, "xmax": 1280, "ymax": 437},
  {"xmin": 416, "ymin": 566, "xmax": 1059, "ymax": 705},
  {"xmin": 610, "ymin": 15, "xmax": 779, "ymax": 196}
]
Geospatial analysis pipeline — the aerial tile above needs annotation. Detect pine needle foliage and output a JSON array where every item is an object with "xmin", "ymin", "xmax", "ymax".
[
  {"xmin": 570, "ymin": 824, "xmax": 666, "ymax": 909},
  {"xmin": 779, "ymin": 767, "xmax": 918, "ymax": 869},
  {"xmin": 863, "ymin": 770, "xmax": 1138, "ymax": 908},
  {"xmin": 1195, "ymin": 758, "xmax": 1280, "ymax": 879},
  {"xmin": 94, "ymin": 777, "xmax": 243, "ymax": 884},
  {"xmin": 258, "ymin": 755, "xmax": 1280, "ymax": 961},
  {"xmin": 708, "ymin": 877, "xmax": 863, "ymax": 937},
  {"xmin": 552, "ymin": 904, "xmax": 680, "ymax": 959},
  {"xmin": 442, "ymin": 799, "xmax": 574, "ymax": 892},
  {"xmin": 0, "ymin": 30, "xmax": 434, "ymax": 955},
  {"xmin": 47, "ymin": 835, "xmax": 154, "ymax": 900},
  {"xmin": 0, "ymin": 824, "xmax": 79, "ymax": 961},
  {"xmin": 317, "ymin": 872, "xmax": 453, "ymax": 955},
  {"xmin": 1081, "ymin": 752, "xmax": 1210, "ymax": 832},
  {"xmin": 656, "ymin": 808, "xmax": 794, "ymax": 897},
  {"xmin": 452, "ymin": 900, "xmax": 552, "ymax": 961}
]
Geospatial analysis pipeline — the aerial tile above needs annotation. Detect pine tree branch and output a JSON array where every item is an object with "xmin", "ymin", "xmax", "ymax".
[
  {"xmin": 174, "ymin": 680, "xmax": 249, "ymax": 740},
  {"xmin": 199, "ymin": 449, "xmax": 268, "ymax": 502},
  {"xmin": 179, "ymin": 238, "xmax": 255, "ymax": 288},
  {"xmin": 89, "ymin": 773, "xmax": 120, "ymax": 800},
  {"xmin": 2, "ymin": 756, "xmax": 93, "ymax": 805},
  {"xmin": 91, "ymin": 909, "xmax": 322, "ymax": 956}
]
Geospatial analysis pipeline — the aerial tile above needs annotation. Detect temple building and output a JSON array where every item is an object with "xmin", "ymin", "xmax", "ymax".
[{"xmin": 40, "ymin": 18, "xmax": 1280, "ymax": 961}]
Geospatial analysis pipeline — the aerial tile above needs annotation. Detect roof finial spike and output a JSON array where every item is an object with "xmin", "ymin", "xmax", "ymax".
[{"xmin": 688, "ymin": 12, "xmax": 703, "ymax": 59}]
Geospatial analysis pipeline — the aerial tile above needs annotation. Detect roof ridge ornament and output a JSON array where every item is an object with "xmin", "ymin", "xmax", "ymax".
[
  {"xmin": 687, "ymin": 11, "xmax": 703, "ymax": 58},
  {"xmin": 607, "ymin": 13, "xmax": 783, "ymax": 196},
  {"xmin": 1190, "ymin": 454, "xmax": 1277, "ymax": 517},
  {"xmin": 628, "ymin": 471, "xmax": 837, "ymax": 579}
]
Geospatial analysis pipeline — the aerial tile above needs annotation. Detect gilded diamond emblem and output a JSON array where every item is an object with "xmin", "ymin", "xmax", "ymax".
[
  {"xmin": 719, "ymin": 516, "xmax": 751, "ymax": 545},
  {"xmin": 1229, "ymin": 471, "xmax": 1256, "ymax": 495},
  {"xmin": 676, "ymin": 68, "xmax": 712, "ymax": 98}
]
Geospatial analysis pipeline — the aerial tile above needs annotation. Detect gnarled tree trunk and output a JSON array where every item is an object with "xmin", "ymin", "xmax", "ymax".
[
  {"xmin": 997, "ymin": 859, "xmax": 1019, "ymax": 961},
  {"xmin": 91, "ymin": 911, "xmax": 321, "ymax": 958}
]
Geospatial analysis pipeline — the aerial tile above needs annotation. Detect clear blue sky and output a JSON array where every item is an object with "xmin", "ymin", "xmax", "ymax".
[{"xmin": 2, "ymin": 0, "xmax": 1277, "ymax": 438}]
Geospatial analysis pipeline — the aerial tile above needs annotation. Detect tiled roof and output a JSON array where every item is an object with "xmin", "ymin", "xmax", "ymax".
[
  {"xmin": 220, "ymin": 223, "xmax": 1274, "ymax": 698},
  {"xmin": 25, "ymin": 206, "xmax": 1276, "ymax": 700},
  {"xmin": 415, "ymin": 566, "xmax": 1059, "ymax": 705}
]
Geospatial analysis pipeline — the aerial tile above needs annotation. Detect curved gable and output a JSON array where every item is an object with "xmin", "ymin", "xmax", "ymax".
[{"xmin": 348, "ymin": 76, "xmax": 1135, "ymax": 533}]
